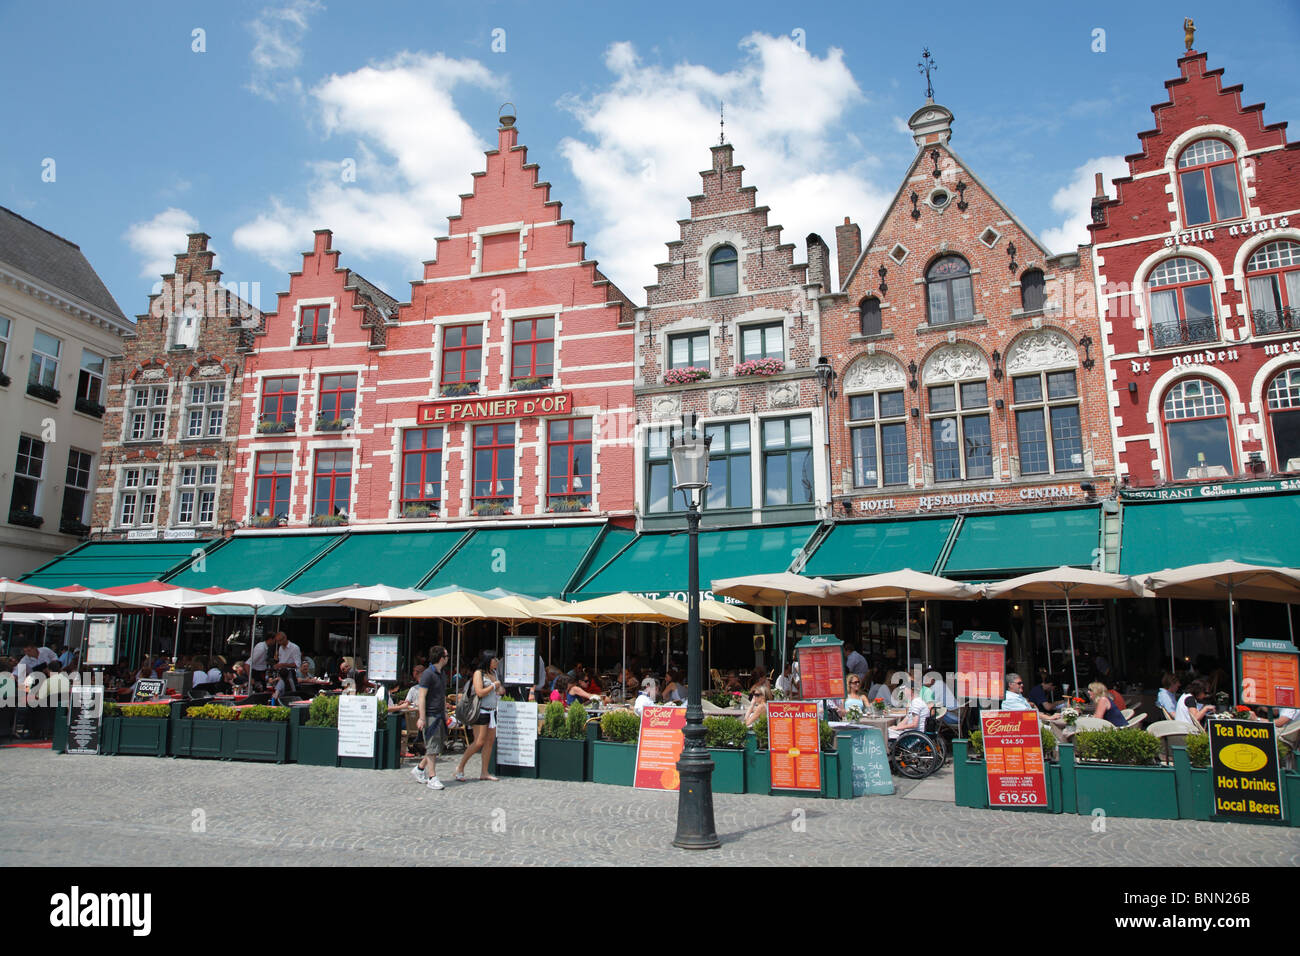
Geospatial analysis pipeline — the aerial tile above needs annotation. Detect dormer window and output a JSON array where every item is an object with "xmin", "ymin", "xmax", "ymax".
[
  {"xmin": 1177, "ymin": 138, "xmax": 1243, "ymax": 226},
  {"xmin": 709, "ymin": 245, "xmax": 738, "ymax": 297},
  {"xmin": 297, "ymin": 304, "xmax": 330, "ymax": 345}
]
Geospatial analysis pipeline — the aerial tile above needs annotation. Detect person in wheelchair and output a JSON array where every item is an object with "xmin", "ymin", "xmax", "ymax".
[{"xmin": 888, "ymin": 682, "xmax": 931, "ymax": 740}]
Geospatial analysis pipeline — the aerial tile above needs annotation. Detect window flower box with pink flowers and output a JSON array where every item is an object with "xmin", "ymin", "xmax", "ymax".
[
  {"xmin": 733, "ymin": 358, "xmax": 785, "ymax": 377},
  {"xmin": 663, "ymin": 367, "xmax": 710, "ymax": 386}
]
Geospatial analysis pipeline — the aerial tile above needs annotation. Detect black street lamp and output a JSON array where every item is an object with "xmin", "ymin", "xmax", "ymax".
[{"xmin": 669, "ymin": 413, "xmax": 719, "ymax": 850}]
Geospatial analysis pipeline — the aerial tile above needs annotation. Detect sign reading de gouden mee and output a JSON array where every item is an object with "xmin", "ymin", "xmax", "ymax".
[{"xmin": 417, "ymin": 391, "xmax": 573, "ymax": 425}]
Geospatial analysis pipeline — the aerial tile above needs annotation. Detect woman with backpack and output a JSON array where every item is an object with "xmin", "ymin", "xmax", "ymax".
[{"xmin": 455, "ymin": 650, "xmax": 505, "ymax": 782}]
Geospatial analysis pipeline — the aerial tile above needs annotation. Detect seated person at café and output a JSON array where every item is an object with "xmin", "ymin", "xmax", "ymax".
[
  {"xmin": 1175, "ymin": 680, "xmax": 1214, "ymax": 726},
  {"xmin": 843, "ymin": 676, "xmax": 870, "ymax": 715},
  {"xmin": 748, "ymin": 668, "xmax": 769, "ymax": 695},
  {"xmin": 300, "ymin": 655, "xmax": 316, "ymax": 678},
  {"xmin": 889, "ymin": 683, "xmax": 932, "ymax": 739},
  {"xmin": 723, "ymin": 670, "xmax": 743, "ymax": 693},
  {"xmin": 866, "ymin": 667, "xmax": 893, "ymax": 707},
  {"xmin": 923, "ymin": 668, "xmax": 961, "ymax": 727},
  {"xmin": 1087, "ymin": 681, "xmax": 1128, "ymax": 727},
  {"xmin": 405, "ymin": 665, "xmax": 427, "ymax": 707},
  {"xmin": 633, "ymin": 678, "xmax": 657, "ymax": 717},
  {"xmin": 1027, "ymin": 674, "xmax": 1058, "ymax": 714},
  {"xmin": 566, "ymin": 674, "xmax": 601, "ymax": 706},
  {"xmin": 231, "ymin": 661, "xmax": 249, "ymax": 692},
  {"xmin": 661, "ymin": 670, "xmax": 684, "ymax": 703},
  {"xmin": 208, "ymin": 670, "xmax": 234, "ymax": 695},
  {"xmin": 581, "ymin": 671, "xmax": 603, "ymax": 696},
  {"xmin": 1000, "ymin": 674, "xmax": 1034, "ymax": 711},
  {"xmin": 1274, "ymin": 707, "xmax": 1299, "ymax": 728},
  {"xmin": 1157, "ymin": 673, "xmax": 1180, "ymax": 717},
  {"xmin": 745, "ymin": 685, "xmax": 769, "ymax": 727},
  {"xmin": 774, "ymin": 664, "xmax": 796, "ymax": 697}
]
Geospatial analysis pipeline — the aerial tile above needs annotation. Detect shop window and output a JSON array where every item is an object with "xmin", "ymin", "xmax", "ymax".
[
  {"xmin": 705, "ymin": 421, "xmax": 751, "ymax": 510},
  {"xmin": 1162, "ymin": 378, "xmax": 1234, "ymax": 480},
  {"xmin": 928, "ymin": 381, "xmax": 992, "ymax": 481},
  {"xmin": 1013, "ymin": 371, "xmax": 1082, "ymax": 475},
  {"xmin": 925, "ymin": 256, "xmax": 974, "ymax": 326},
  {"xmin": 1020, "ymin": 269, "xmax": 1046, "ymax": 313},
  {"xmin": 859, "ymin": 297, "xmax": 882, "ymax": 337},
  {"xmin": 1266, "ymin": 367, "xmax": 1300, "ymax": 472},
  {"xmin": 1177, "ymin": 138, "xmax": 1243, "ymax": 226},
  {"xmin": 547, "ymin": 419, "xmax": 593, "ymax": 509},
  {"xmin": 1147, "ymin": 257, "xmax": 1218, "ymax": 350},
  {"xmin": 401, "ymin": 428, "xmax": 443, "ymax": 512},
  {"xmin": 762, "ymin": 416, "xmax": 813, "ymax": 506},
  {"xmin": 709, "ymin": 245, "xmax": 738, "ymax": 297},
  {"xmin": 849, "ymin": 390, "xmax": 908, "ymax": 488},
  {"xmin": 1246, "ymin": 241, "xmax": 1300, "ymax": 336}
]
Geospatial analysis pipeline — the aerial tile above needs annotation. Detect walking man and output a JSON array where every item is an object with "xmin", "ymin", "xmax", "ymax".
[{"xmin": 412, "ymin": 645, "xmax": 449, "ymax": 791}]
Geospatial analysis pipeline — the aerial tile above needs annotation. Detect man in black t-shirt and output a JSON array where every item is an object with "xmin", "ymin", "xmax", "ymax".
[{"xmin": 412, "ymin": 645, "xmax": 449, "ymax": 790}]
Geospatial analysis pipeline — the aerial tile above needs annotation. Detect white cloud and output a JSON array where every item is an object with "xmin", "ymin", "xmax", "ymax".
[
  {"xmin": 1040, "ymin": 155, "xmax": 1130, "ymax": 253},
  {"xmin": 124, "ymin": 208, "xmax": 200, "ymax": 278},
  {"xmin": 559, "ymin": 33, "xmax": 890, "ymax": 295},
  {"xmin": 246, "ymin": 0, "xmax": 323, "ymax": 102},
  {"xmin": 232, "ymin": 52, "xmax": 500, "ymax": 280}
]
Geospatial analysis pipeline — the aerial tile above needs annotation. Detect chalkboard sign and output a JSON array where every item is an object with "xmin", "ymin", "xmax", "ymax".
[
  {"xmin": 841, "ymin": 724, "xmax": 894, "ymax": 796},
  {"xmin": 131, "ymin": 678, "xmax": 165, "ymax": 702},
  {"xmin": 68, "ymin": 685, "xmax": 103, "ymax": 755}
]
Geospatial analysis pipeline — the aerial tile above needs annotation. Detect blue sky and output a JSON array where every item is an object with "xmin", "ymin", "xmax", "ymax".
[{"xmin": 3, "ymin": 0, "xmax": 1298, "ymax": 320}]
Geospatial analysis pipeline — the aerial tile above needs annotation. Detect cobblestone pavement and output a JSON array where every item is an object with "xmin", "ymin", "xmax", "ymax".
[{"xmin": 1, "ymin": 749, "xmax": 1296, "ymax": 866}]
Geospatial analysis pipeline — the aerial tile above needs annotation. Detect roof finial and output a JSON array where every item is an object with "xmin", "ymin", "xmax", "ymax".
[
  {"xmin": 719, "ymin": 100, "xmax": 725, "ymax": 145},
  {"xmin": 1183, "ymin": 17, "xmax": 1195, "ymax": 52},
  {"xmin": 918, "ymin": 48, "xmax": 937, "ymax": 102}
]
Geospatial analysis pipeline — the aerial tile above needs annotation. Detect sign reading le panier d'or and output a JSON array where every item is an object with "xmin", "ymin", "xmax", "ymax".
[
  {"xmin": 417, "ymin": 390, "xmax": 573, "ymax": 425},
  {"xmin": 1208, "ymin": 718, "xmax": 1285, "ymax": 822}
]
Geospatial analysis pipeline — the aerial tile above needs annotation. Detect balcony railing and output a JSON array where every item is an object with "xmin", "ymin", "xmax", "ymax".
[
  {"xmin": 1150, "ymin": 317, "xmax": 1218, "ymax": 350},
  {"xmin": 1252, "ymin": 308, "xmax": 1300, "ymax": 337}
]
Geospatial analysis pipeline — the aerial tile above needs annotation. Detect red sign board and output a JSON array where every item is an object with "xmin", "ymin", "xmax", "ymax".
[
  {"xmin": 417, "ymin": 391, "xmax": 574, "ymax": 425},
  {"xmin": 634, "ymin": 705, "xmax": 687, "ymax": 791},
  {"xmin": 767, "ymin": 701, "xmax": 822, "ymax": 791},
  {"xmin": 1241, "ymin": 650, "xmax": 1299, "ymax": 708},
  {"xmin": 798, "ymin": 645, "xmax": 845, "ymax": 701},
  {"xmin": 957, "ymin": 643, "xmax": 1005, "ymax": 704},
  {"xmin": 981, "ymin": 710, "xmax": 1048, "ymax": 808}
]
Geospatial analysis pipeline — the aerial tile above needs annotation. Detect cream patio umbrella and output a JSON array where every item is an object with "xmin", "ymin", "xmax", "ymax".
[
  {"xmin": 561, "ymin": 593, "xmax": 687, "ymax": 695},
  {"xmin": 0, "ymin": 579, "xmax": 106, "ymax": 655},
  {"xmin": 983, "ymin": 567, "xmax": 1145, "ymax": 694},
  {"xmin": 642, "ymin": 596, "xmax": 737, "ymax": 673},
  {"xmin": 826, "ymin": 569, "xmax": 980, "ymax": 676},
  {"xmin": 373, "ymin": 590, "xmax": 533, "ymax": 684},
  {"xmin": 1143, "ymin": 561, "xmax": 1300, "ymax": 706},
  {"xmin": 711, "ymin": 572, "xmax": 856, "ymax": 668},
  {"xmin": 116, "ymin": 583, "xmax": 233, "ymax": 664}
]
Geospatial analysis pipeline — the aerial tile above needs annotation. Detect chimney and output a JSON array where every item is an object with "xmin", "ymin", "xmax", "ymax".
[
  {"xmin": 1090, "ymin": 172, "xmax": 1108, "ymax": 226},
  {"xmin": 835, "ymin": 217, "xmax": 861, "ymax": 291},
  {"xmin": 806, "ymin": 233, "xmax": 830, "ymax": 292}
]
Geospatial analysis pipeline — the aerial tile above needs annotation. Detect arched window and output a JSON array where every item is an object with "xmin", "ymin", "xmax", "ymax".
[
  {"xmin": 1147, "ymin": 257, "xmax": 1217, "ymax": 349},
  {"xmin": 925, "ymin": 255, "xmax": 974, "ymax": 327},
  {"xmin": 859, "ymin": 297, "xmax": 882, "ymax": 336},
  {"xmin": 709, "ymin": 245, "xmax": 738, "ymax": 297},
  {"xmin": 1265, "ymin": 367, "xmax": 1300, "ymax": 471},
  {"xmin": 1177, "ymin": 138, "xmax": 1243, "ymax": 226},
  {"xmin": 1246, "ymin": 241, "xmax": 1300, "ymax": 336},
  {"xmin": 1020, "ymin": 269, "xmax": 1045, "ymax": 313},
  {"xmin": 1162, "ymin": 378, "xmax": 1234, "ymax": 480}
]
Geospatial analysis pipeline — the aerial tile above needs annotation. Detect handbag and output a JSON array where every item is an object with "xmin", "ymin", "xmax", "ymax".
[{"xmin": 455, "ymin": 675, "xmax": 481, "ymax": 726}]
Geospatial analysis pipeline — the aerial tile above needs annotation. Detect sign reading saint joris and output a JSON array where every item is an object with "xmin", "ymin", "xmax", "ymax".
[{"xmin": 417, "ymin": 391, "xmax": 573, "ymax": 425}]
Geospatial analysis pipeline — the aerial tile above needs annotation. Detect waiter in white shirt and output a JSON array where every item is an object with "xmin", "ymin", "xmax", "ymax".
[
  {"xmin": 248, "ymin": 633, "xmax": 273, "ymax": 688},
  {"xmin": 274, "ymin": 632, "xmax": 302, "ymax": 694},
  {"xmin": 14, "ymin": 643, "xmax": 58, "ymax": 680}
]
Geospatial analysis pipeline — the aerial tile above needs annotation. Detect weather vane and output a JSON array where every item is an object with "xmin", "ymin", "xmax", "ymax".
[
  {"xmin": 918, "ymin": 48, "xmax": 937, "ymax": 101},
  {"xmin": 719, "ymin": 101, "xmax": 725, "ymax": 145}
]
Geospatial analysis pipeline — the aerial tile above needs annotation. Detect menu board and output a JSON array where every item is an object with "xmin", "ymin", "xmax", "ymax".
[
  {"xmin": 768, "ymin": 701, "xmax": 822, "ymax": 791},
  {"xmin": 956, "ymin": 631, "xmax": 1006, "ymax": 706},
  {"xmin": 67, "ymin": 685, "xmax": 103, "ymax": 755},
  {"xmin": 495, "ymin": 700, "xmax": 538, "ymax": 768},
  {"xmin": 1238, "ymin": 640, "xmax": 1299, "ymax": 708},
  {"xmin": 337, "ymin": 695, "xmax": 378, "ymax": 758},
  {"xmin": 798, "ymin": 646, "xmax": 845, "ymax": 701},
  {"xmin": 366, "ymin": 635, "xmax": 399, "ymax": 683},
  {"xmin": 85, "ymin": 616, "xmax": 117, "ymax": 667},
  {"xmin": 981, "ymin": 710, "xmax": 1047, "ymax": 808},
  {"xmin": 1208, "ymin": 718, "xmax": 1284, "ymax": 822},
  {"xmin": 841, "ymin": 724, "xmax": 894, "ymax": 796},
  {"xmin": 634, "ymin": 705, "xmax": 687, "ymax": 791},
  {"xmin": 503, "ymin": 636, "xmax": 536, "ymax": 687}
]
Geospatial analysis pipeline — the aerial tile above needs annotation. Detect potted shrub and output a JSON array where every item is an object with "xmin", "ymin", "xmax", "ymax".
[
  {"xmin": 703, "ymin": 715, "xmax": 746, "ymax": 793},
  {"xmin": 663, "ymin": 367, "xmax": 710, "ymax": 386},
  {"xmin": 536, "ymin": 701, "xmax": 587, "ymax": 781},
  {"xmin": 309, "ymin": 513, "xmax": 348, "ymax": 527},
  {"xmin": 591, "ymin": 709, "xmax": 639, "ymax": 786},
  {"xmin": 105, "ymin": 702, "xmax": 170, "ymax": 757},
  {"xmin": 733, "ymin": 358, "xmax": 784, "ymax": 377}
]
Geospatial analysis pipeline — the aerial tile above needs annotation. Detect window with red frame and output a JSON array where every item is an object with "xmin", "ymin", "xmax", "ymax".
[
  {"xmin": 401, "ymin": 428, "xmax": 443, "ymax": 510},
  {"xmin": 547, "ymin": 419, "xmax": 592, "ymax": 508},
  {"xmin": 1265, "ymin": 367, "xmax": 1300, "ymax": 471},
  {"xmin": 312, "ymin": 449, "xmax": 352, "ymax": 516},
  {"xmin": 1246, "ymin": 241, "xmax": 1300, "ymax": 336},
  {"xmin": 1177, "ymin": 139, "xmax": 1243, "ymax": 227},
  {"xmin": 1147, "ymin": 257, "xmax": 1218, "ymax": 350},
  {"xmin": 317, "ymin": 373, "xmax": 356, "ymax": 428},
  {"xmin": 440, "ymin": 325, "xmax": 482, "ymax": 391},
  {"xmin": 1162, "ymin": 378, "xmax": 1234, "ymax": 480},
  {"xmin": 260, "ymin": 377, "xmax": 298, "ymax": 427},
  {"xmin": 252, "ymin": 452, "xmax": 293, "ymax": 518},
  {"xmin": 511, "ymin": 318, "xmax": 554, "ymax": 382},
  {"xmin": 472, "ymin": 423, "xmax": 515, "ymax": 504},
  {"xmin": 298, "ymin": 304, "xmax": 330, "ymax": 344}
]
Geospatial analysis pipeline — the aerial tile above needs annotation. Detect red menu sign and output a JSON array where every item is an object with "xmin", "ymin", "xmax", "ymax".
[
  {"xmin": 981, "ymin": 710, "xmax": 1047, "ymax": 808},
  {"xmin": 957, "ymin": 643, "xmax": 1005, "ymax": 705},
  {"xmin": 417, "ymin": 391, "xmax": 573, "ymax": 425},
  {"xmin": 1241, "ymin": 650, "xmax": 1299, "ymax": 708},
  {"xmin": 634, "ymin": 705, "xmax": 687, "ymax": 791},
  {"xmin": 798, "ymin": 646, "xmax": 845, "ymax": 701},
  {"xmin": 768, "ymin": 701, "xmax": 822, "ymax": 791}
]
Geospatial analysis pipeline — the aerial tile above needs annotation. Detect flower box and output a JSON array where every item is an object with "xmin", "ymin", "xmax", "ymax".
[
  {"xmin": 536, "ymin": 737, "xmax": 587, "ymax": 781},
  {"xmin": 75, "ymin": 397, "xmax": 105, "ymax": 418},
  {"xmin": 439, "ymin": 382, "xmax": 478, "ymax": 398},
  {"xmin": 296, "ymin": 725, "xmax": 339, "ymax": 765},
  {"xmin": 59, "ymin": 517, "xmax": 91, "ymax": 537},
  {"xmin": 547, "ymin": 497, "xmax": 589, "ymax": 514},
  {"xmin": 402, "ymin": 504, "xmax": 438, "ymax": 519},
  {"xmin": 248, "ymin": 515, "xmax": 282, "ymax": 528},
  {"xmin": 663, "ymin": 367, "xmax": 710, "ymax": 386},
  {"xmin": 510, "ymin": 376, "xmax": 552, "ymax": 392},
  {"xmin": 0, "ymin": 372, "xmax": 10, "ymax": 388},
  {"xmin": 257, "ymin": 420, "xmax": 293, "ymax": 434},
  {"xmin": 733, "ymin": 358, "xmax": 784, "ymax": 377},
  {"xmin": 471, "ymin": 500, "xmax": 510, "ymax": 517},
  {"xmin": 26, "ymin": 382, "xmax": 60, "ymax": 403},
  {"xmin": 315, "ymin": 418, "xmax": 351, "ymax": 431},
  {"xmin": 9, "ymin": 511, "xmax": 43, "ymax": 529},
  {"xmin": 309, "ymin": 514, "xmax": 348, "ymax": 527}
]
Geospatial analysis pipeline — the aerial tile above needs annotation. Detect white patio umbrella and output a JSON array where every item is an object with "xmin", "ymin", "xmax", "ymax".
[
  {"xmin": 0, "ymin": 579, "xmax": 98, "ymax": 655},
  {"xmin": 299, "ymin": 584, "xmax": 432, "ymax": 664},
  {"xmin": 374, "ymin": 590, "xmax": 533, "ymax": 686},
  {"xmin": 711, "ymin": 572, "xmax": 856, "ymax": 667},
  {"xmin": 206, "ymin": 587, "xmax": 317, "ymax": 687},
  {"xmin": 121, "ymin": 585, "xmax": 232, "ymax": 664},
  {"xmin": 36, "ymin": 586, "xmax": 164, "ymax": 666}
]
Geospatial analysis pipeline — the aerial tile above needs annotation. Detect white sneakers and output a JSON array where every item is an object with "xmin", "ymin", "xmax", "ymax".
[
  {"xmin": 411, "ymin": 764, "xmax": 428, "ymax": 784},
  {"xmin": 426, "ymin": 777, "xmax": 445, "ymax": 790}
]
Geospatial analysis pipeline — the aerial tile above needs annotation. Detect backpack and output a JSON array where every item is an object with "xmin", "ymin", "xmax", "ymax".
[{"xmin": 454, "ymin": 674, "xmax": 481, "ymax": 726}]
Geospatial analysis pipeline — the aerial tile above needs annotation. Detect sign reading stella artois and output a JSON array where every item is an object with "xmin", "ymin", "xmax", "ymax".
[{"xmin": 417, "ymin": 391, "xmax": 573, "ymax": 425}]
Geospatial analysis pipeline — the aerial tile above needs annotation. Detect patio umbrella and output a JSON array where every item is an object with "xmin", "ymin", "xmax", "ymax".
[
  {"xmin": 0, "ymin": 579, "xmax": 99, "ymax": 655},
  {"xmin": 374, "ymin": 590, "xmax": 533, "ymax": 686},
  {"xmin": 101, "ymin": 582, "xmax": 232, "ymax": 662},
  {"xmin": 562, "ymin": 593, "xmax": 686, "ymax": 694},
  {"xmin": 206, "ymin": 587, "xmax": 317, "ymax": 685},
  {"xmin": 44, "ymin": 586, "xmax": 164, "ymax": 667},
  {"xmin": 983, "ymin": 567, "xmax": 1145, "ymax": 694},
  {"xmin": 1143, "ymin": 561, "xmax": 1300, "ymax": 706},
  {"xmin": 711, "ymin": 572, "xmax": 856, "ymax": 667},
  {"xmin": 299, "ymin": 584, "xmax": 432, "ymax": 665}
]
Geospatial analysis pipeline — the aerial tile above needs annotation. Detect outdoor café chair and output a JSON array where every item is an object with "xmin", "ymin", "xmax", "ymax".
[
  {"xmin": 1146, "ymin": 719, "xmax": 1197, "ymax": 764},
  {"xmin": 1125, "ymin": 712, "xmax": 1147, "ymax": 730},
  {"xmin": 1121, "ymin": 708, "xmax": 1135, "ymax": 720},
  {"xmin": 1074, "ymin": 716, "xmax": 1114, "ymax": 733}
]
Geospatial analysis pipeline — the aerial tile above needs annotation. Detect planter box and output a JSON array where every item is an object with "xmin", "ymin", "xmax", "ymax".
[
  {"xmin": 340, "ymin": 727, "xmax": 387, "ymax": 769},
  {"xmin": 709, "ymin": 747, "xmax": 745, "ymax": 794},
  {"xmin": 172, "ymin": 719, "xmax": 287, "ymax": 762},
  {"xmin": 114, "ymin": 717, "xmax": 169, "ymax": 756},
  {"xmin": 590, "ymin": 740, "xmax": 636, "ymax": 786},
  {"xmin": 52, "ymin": 704, "xmax": 68, "ymax": 752},
  {"xmin": 536, "ymin": 737, "xmax": 587, "ymax": 781},
  {"xmin": 744, "ymin": 734, "xmax": 770, "ymax": 794},
  {"xmin": 297, "ymin": 725, "xmax": 340, "ymax": 766},
  {"xmin": 1073, "ymin": 760, "xmax": 1179, "ymax": 819},
  {"xmin": 173, "ymin": 718, "xmax": 230, "ymax": 759},
  {"xmin": 951, "ymin": 738, "xmax": 1064, "ymax": 814}
]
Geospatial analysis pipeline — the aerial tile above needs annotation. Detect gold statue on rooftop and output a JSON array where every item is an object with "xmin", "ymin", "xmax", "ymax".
[{"xmin": 1184, "ymin": 18, "xmax": 1195, "ymax": 52}]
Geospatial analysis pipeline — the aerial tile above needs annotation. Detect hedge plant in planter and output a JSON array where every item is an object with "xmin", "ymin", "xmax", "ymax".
[
  {"xmin": 1186, "ymin": 734, "xmax": 1209, "ymax": 768},
  {"xmin": 177, "ymin": 703, "xmax": 290, "ymax": 761},
  {"xmin": 1072, "ymin": 728, "xmax": 1161, "ymax": 765},
  {"xmin": 968, "ymin": 727, "xmax": 1058, "ymax": 760},
  {"xmin": 704, "ymin": 715, "xmax": 747, "ymax": 793},
  {"xmin": 591, "ymin": 708, "xmax": 639, "ymax": 786},
  {"xmin": 536, "ymin": 701, "xmax": 588, "ymax": 781},
  {"xmin": 108, "ymin": 702, "xmax": 171, "ymax": 756}
]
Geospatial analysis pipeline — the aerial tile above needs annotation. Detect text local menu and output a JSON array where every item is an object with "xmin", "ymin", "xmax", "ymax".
[{"xmin": 768, "ymin": 701, "xmax": 822, "ymax": 791}]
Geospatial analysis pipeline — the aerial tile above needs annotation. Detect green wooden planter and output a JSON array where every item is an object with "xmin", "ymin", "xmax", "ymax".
[
  {"xmin": 536, "ymin": 737, "xmax": 587, "ymax": 781},
  {"xmin": 952, "ymin": 740, "xmax": 988, "ymax": 809},
  {"xmin": 174, "ymin": 719, "xmax": 231, "ymax": 759},
  {"xmin": 950, "ymin": 739, "xmax": 1064, "ymax": 814},
  {"xmin": 99, "ymin": 716, "xmax": 120, "ymax": 754},
  {"xmin": 296, "ymin": 725, "xmax": 340, "ymax": 766},
  {"xmin": 381, "ymin": 712, "xmax": 402, "ymax": 769},
  {"xmin": 709, "ymin": 747, "xmax": 745, "ymax": 794},
  {"xmin": 115, "ymin": 716, "xmax": 170, "ymax": 756},
  {"xmin": 590, "ymin": 740, "xmax": 636, "ymax": 786},
  {"xmin": 820, "ymin": 751, "xmax": 841, "ymax": 799},
  {"xmin": 1284, "ymin": 770, "xmax": 1300, "ymax": 827},
  {"xmin": 1073, "ymin": 758, "xmax": 1179, "ymax": 819},
  {"xmin": 744, "ymin": 734, "xmax": 770, "ymax": 794},
  {"xmin": 230, "ymin": 721, "xmax": 288, "ymax": 763},
  {"xmin": 52, "ymin": 704, "xmax": 69, "ymax": 753}
]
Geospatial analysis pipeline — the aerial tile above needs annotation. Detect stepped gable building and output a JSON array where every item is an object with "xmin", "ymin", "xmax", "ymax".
[
  {"xmin": 232, "ymin": 111, "xmax": 636, "ymax": 528},
  {"xmin": 0, "ymin": 206, "xmax": 131, "ymax": 575},
  {"xmin": 634, "ymin": 141, "xmax": 833, "ymax": 528},
  {"xmin": 824, "ymin": 97, "xmax": 1113, "ymax": 517},
  {"xmin": 1089, "ymin": 44, "xmax": 1300, "ymax": 485},
  {"xmin": 94, "ymin": 233, "xmax": 263, "ymax": 541}
]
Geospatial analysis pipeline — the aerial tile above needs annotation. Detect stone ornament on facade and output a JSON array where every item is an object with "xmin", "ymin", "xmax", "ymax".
[
  {"xmin": 1006, "ymin": 328, "xmax": 1078, "ymax": 374},
  {"xmin": 922, "ymin": 343, "xmax": 988, "ymax": 383},
  {"xmin": 768, "ymin": 381, "xmax": 799, "ymax": 408},
  {"xmin": 710, "ymin": 388, "xmax": 739, "ymax": 415},
  {"xmin": 844, "ymin": 354, "xmax": 906, "ymax": 392},
  {"xmin": 652, "ymin": 394, "xmax": 681, "ymax": 421}
]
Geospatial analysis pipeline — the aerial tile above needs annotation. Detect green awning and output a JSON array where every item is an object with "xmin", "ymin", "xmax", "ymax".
[
  {"xmin": 943, "ymin": 507, "xmax": 1100, "ymax": 579},
  {"xmin": 282, "ymin": 530, "xmax": 468, "ymax": 592},
  {"xmin": 21, "ymin": 540, "xmax": 215, "ymax": 590},
  {"xmin": 802, "ymin": 517, "xmax": 955, "ymax": 579},
  {"xmin": 573, "ymin": 523, "xmax": 820, "ymax": 598},
  {"xmin": 424, "ymin": 525, "xmax": 607, "ymax": 597},
  {"xmin": 166, "ymin": 533, "xmax": 345, "ymax": 591},
  {"xmin": 1119, "ymin": 493, "xmax": 1300, "ymax": 574}
]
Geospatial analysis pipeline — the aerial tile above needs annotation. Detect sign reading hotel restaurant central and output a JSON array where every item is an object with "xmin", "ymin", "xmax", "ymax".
[{"xmin": 417, "ymin": 390, "xmax": 573, "ymax": 425}]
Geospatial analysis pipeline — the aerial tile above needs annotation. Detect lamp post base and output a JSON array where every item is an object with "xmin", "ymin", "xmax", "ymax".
[{"xmin": 672, "ymin": 749, "xmax": 720, "ymax": 849}]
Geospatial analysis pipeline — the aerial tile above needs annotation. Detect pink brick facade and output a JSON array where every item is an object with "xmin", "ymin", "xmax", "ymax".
[
  {"xmin": 823, "ymin": 102, "xmax": 1115, "ymax": 518},
  {"xmin": 1090, "ymin": 51, "xmax": 1300, "ymax": 486}
]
